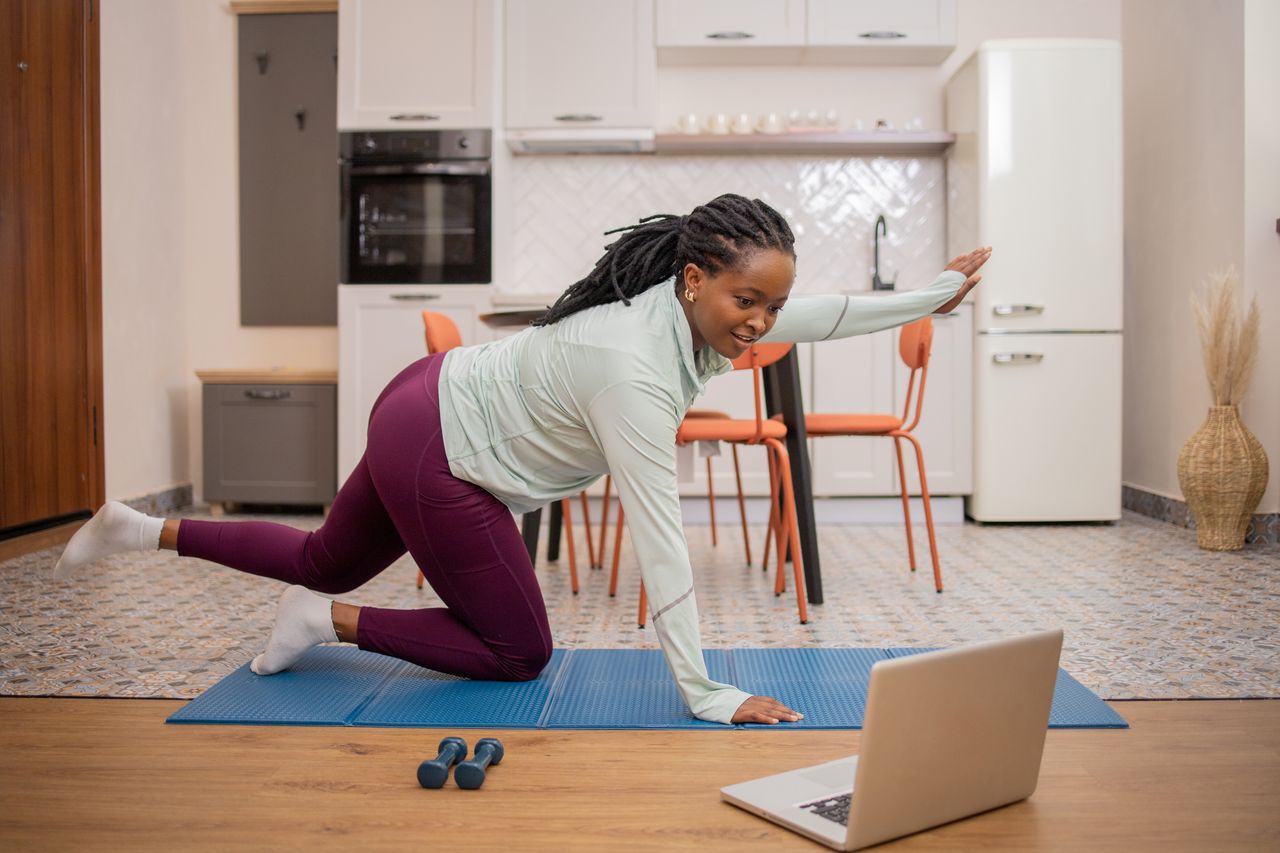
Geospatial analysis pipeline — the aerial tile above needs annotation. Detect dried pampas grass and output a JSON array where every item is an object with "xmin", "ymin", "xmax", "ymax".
[{"xmin": 1190, "ymin": 266, "xmax": 1261, "ymax": 406}]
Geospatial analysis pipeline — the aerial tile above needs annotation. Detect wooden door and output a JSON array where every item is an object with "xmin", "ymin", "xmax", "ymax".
[{"xmin": 0, "ymin": 0, "xmax": 103, "ymax": 535}]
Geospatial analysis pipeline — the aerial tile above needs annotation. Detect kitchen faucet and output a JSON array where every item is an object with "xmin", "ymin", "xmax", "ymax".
[{"xmin": 872, "ymin": 214, "xmax": 895, "ymax": 291}]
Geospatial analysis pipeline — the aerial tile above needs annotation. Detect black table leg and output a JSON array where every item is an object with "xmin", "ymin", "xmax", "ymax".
[
  {"xmin": 763, "ymin": 348, "xmax": 824, "ymax": 605},
  {"xmin": 546, "ymin": 500, "xmax": 563, "ymax": 562},
  {"xmin": 521, "ymin": 509, "xmax": 541, "ymax": 564}
]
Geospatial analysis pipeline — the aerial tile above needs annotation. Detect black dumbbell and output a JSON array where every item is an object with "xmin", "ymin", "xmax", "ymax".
[
  {"xmin": 454, "ymin": 737, "xmax": 504, "ymax": 790},
  {"xmin": 417, "ymin": 736, "xmax": 467, "ymax": 789}
]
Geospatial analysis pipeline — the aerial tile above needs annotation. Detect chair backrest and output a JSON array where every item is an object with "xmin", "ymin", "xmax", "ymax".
[
  {"xmin": 734, "ymin": 342, "xmax": 794, "ymax": 443},
  {"xmin": 897, "ymin": 317, "xmax": 934, "ymax": 432},
  {"xmin": 422, "ymin": 310, "xmax": 463, "ymax": 354},
  {"xmin": 730, "ymin": 341, "xmax": 792, "ymax": 372}
]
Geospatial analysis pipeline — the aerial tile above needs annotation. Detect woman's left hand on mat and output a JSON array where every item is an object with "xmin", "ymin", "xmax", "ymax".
[{"xmin": 733, "ymin": 695, "xmax": 805, "ymax": 725}]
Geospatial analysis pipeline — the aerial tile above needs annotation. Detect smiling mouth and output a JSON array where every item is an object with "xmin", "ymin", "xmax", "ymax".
[{"xmin": 731, "ymin": 332, "xmax": 756, "ymax": 345}]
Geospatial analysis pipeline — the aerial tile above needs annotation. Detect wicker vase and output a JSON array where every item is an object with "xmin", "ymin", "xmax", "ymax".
[{"xmin": 1177, "ymin": 405, "xmax": 1269, "ymax": 550}]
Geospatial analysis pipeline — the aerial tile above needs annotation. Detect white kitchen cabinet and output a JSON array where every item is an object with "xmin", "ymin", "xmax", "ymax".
[
  {"xmin": 505, "ymin": 0, "xmax": 655, "ymax": 130},
  {"xmin": 337, "ymin": 285, "xmax": 491, "ymax": 480},
  {"xmin": 655, "ymin": 0, "xmax": 805, "ymax": 48},
  {"xmin": 337, "ymin": 0, "xmax": 494, "ymax": 130},
  {"xmin": 806, "ymin": 0, "xmax": 956, "ymax": 63},
  {"xmin": 656, "ymin": 0, "xmax": 955, "ymax": 65},
  {"xmin": 890, "ymin": 305, "xmax": 972, "ymax": 495}
]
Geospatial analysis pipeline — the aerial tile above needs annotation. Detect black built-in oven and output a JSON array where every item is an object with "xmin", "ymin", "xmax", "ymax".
[{"xmin": 339, "ymin": 130, "xmax": 491, "ymax": 284}]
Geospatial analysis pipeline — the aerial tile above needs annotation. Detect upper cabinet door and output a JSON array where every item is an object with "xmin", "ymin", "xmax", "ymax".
[
  {"xmin": 655, "ymin": 0, "xmax": 805, "ymax": 47},
  {"xmin": 803, "ymin": 0, "xmax": 957, "ymax": 61},
  {"xmin": 806, "ymin": 0, "xmax": 955, "ymax": 62},
  {"xmin": 338, "ymin": 0, "xmax": 494, "ymax": 130},
  {"xmin": 505, "ymin": 0, "xmax": 655, "ymax": 129},
  {"xmin": 808, "ymin": 0, "xmax": 949, "ymax": 46}
]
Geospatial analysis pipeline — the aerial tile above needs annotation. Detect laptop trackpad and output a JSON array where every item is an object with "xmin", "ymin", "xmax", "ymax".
[{"xmin": 801, "ymin": 761, "xmax": 857, "ymax": 790}]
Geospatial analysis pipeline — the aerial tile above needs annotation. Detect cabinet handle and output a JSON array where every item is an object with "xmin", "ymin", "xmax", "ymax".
[
  {"xmin": 389, "ymin": 114, "xmax": 440, "ymax": 121},
  {"xmin": 553, "ymin": 114, "xmax": 603, "ymax": 122},
  {"xmin": 858, "ymin": 31, "xmax": 907, "ymax": 40},
  {"xmin": 390, "ymin": 293, "xmax": 441, "ymax": 301},
  {"xmin": 993, "ymin": 304, "xmax": 1045, "ymax": 316},
  {"xmin": 244, "ymin": 389, "xmax": 292, "ymax": 400},
  {"xmin": 706, "ymin": 31, "xmax": 754, "ymax": 40},
  {"xmin": 992, "ymin": 353, "xmax": 1044, "ymax": 365}
]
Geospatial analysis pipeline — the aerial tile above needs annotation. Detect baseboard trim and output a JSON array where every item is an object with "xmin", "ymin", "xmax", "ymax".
[
  {"xmin": 121, "ymin": 483, "xmax": 195, "ymax": 516},
  {"xmin": 1122, "ymin": 484, "xmax": 1278, "ymax": 545}
]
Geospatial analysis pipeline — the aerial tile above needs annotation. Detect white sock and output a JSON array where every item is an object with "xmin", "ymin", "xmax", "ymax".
[
  {"xmin": 251, "ymin": 585, "xmax": 340, "ymax": 676},
  {"xmin": 53, "ymin": 501, "xmax": 165, "ymax": 579}
]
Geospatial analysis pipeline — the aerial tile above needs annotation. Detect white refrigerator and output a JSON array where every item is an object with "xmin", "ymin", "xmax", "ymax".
[{"xmin": 946, "ymin": 40, "xmax": 1123, "ymax": 522}]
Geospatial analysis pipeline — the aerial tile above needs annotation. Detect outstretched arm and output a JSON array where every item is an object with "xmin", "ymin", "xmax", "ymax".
[
  {"xmin": 764, "ymin": 247, "xmax": 992, "ymax": 343},
  {"xmin": 585, "ymin": 381, "xmax": 802, "ymax": 725}
]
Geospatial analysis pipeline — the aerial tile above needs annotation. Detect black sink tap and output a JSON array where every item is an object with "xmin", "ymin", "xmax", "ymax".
[{"xmin": 872, "ymin": 214, "xmax": 896, "ymax": 291}]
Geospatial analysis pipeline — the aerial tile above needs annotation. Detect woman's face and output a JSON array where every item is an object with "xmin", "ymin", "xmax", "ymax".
[{"xmin": 682, "ymin": 248, "xmax": 796, "ymax": 358}]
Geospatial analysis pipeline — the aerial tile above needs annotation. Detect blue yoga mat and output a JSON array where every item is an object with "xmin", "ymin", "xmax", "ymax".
[{"xmin": 166, "ymin": 646, "xmax": 1127, "ymax": 730}]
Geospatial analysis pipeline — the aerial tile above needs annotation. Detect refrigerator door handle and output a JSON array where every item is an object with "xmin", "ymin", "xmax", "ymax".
[
  {"xmin": 993, "ymin": 352, "xmax": 1045, "ymax": 364},
  {"xmin": 993, "ymin": 304, "xmax": 1045, "ymax": 316}
]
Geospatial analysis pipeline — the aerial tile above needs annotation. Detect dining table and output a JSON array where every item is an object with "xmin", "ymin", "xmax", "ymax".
[{"xmin": 477, "ymin": 308, "xmax": 825, "ymax": 606}]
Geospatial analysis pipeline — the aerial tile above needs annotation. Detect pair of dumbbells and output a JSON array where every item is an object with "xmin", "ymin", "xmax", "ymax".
[{"xmin": 416, "ymin": 736, "xmax": 504, "ymax": 790}]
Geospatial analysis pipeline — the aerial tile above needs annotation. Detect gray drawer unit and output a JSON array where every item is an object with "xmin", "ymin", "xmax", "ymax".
[{"xmin": 203, "ymin": 383, "xmax": 337, "ymax": 505}]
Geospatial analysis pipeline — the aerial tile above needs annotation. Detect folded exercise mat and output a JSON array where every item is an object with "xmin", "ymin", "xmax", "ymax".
[
  {"xmin": 884, "ymin": 647, "xmax": 1129, "ymax": 729},
  {"xmin": 167, "ymin": 645, "xmax": 1128, "ymax": 729},
  {"xmin": 541, "ymin": 648, "xmax": 733, "ymax": 729},
  {"xmin": 355, "ymin": 649, "xmax": 569, "ymax": 729},
  {"xmin": 165, "ymin": 644, "xmax": 404, "ymax": 726}
]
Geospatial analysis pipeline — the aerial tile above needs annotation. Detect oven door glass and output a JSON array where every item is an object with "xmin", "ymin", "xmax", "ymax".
[{"xmin": 343, "ymin": 164, "xmax": 491, "ymax": 284}]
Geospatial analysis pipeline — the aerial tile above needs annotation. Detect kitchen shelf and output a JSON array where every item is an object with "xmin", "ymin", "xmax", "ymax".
[{"xmin": 654, "ymin": 130, "xmax": 955, "ymax": 157}]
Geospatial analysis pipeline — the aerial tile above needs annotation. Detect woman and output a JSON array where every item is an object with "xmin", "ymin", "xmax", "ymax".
[{"xmin": 57, "ymin": 194, "xmax": 989, "ymax": 725}]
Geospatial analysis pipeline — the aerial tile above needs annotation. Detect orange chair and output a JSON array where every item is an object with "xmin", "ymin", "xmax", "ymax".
[
  {"xmin": 419, "ymin": 310, "xmax": 585, "ymax": 593},
  {"xmin": 593, "ymin": 409, "xmax": 752, "ymax": 570},
  {"xmin": 608, "ymin": 342, "xmax": 808, "ymax": 626},
  {"xmin": 801, "ymin": 317, "xmax": 943, "ymax": 592}
]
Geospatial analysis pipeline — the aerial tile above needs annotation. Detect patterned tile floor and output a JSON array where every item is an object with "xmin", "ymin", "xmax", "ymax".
[{"xmin": 1, "ymin": 508, "xmax": 1276, "ymax": 701}]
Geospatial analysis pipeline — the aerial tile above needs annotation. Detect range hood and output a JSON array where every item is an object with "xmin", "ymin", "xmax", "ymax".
[{"xmin": 505, "ymin": 128, "xmax": 655, "ymax": 154}]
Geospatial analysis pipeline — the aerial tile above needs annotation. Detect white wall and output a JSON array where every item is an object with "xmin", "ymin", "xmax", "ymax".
[
  {"xmin": 1241, "ymin": 0, "xmax": 1279, "ymax": 513},
  {"xmin": 1122, "ymin": 0, "xmax": 1277, "ymax": 513},
  {"xmin": 100, "ymin": 0, "xmax": 191, "ymax": 501},
  {"xmin": 100, "ymin": 0, "xmax": 338, "ymax": 503}
]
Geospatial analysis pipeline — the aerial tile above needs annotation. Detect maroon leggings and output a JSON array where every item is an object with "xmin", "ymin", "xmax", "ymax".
[{"xmin": 178, "ymin": 354, "xmax": 553, "ymax": 682}]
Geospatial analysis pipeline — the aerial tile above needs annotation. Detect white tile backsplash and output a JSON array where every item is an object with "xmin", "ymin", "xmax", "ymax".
[{"xmin": 507, "ymin": 154, "xmax": 946, "ymax": 297}]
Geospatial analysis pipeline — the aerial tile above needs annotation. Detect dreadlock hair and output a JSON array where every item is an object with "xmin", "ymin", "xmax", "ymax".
[{"xmin": 532, "ymin": 193, "xmax": 795, "ymax": 327}]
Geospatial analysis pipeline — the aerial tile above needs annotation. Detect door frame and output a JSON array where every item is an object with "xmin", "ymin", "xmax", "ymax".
[{"xmin": 84, "ymin": 0, "xmax": 104, "ymax": 510}]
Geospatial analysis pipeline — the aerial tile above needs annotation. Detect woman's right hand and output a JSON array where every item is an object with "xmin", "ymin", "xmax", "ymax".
[{"xmin": 733, "ymin": 694, "xmax": 804, "ymax": 724}]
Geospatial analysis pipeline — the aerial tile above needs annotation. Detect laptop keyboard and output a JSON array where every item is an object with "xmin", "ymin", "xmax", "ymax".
[{"xmin": 800, "ymin": 793, "xmax": 852, "ymax": 826}]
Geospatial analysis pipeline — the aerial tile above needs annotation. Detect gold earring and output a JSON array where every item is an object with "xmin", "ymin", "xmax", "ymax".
[{"xmin": 684, "ymin": 288, "xmax": 696, "ymax": 303}]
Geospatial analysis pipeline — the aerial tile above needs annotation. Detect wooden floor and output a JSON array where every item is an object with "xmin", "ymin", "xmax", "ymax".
[{"xmin": 1, "ymin": 699, "xmax": 1277, "ymax": 851}]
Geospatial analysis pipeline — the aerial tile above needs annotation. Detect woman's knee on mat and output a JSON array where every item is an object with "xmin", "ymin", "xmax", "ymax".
[{"xmin": 492, "ymin": 643, "xmax": 553, "ymax": 682}]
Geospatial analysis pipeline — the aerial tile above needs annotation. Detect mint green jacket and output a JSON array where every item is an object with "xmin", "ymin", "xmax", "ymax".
[{"xmin": 439, "ymin": 270, "xmax": 966, "ymax": 723}]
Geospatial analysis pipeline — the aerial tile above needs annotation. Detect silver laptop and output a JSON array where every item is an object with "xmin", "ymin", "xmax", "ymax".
[{"xmin": 721, "ymin": 629, "xmax": 1063, "ymax": 851}]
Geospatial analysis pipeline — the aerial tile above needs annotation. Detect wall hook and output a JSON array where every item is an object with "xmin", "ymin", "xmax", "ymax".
[
  {"xmin": 256, "ymin": 50, "xmax": 269, "ymax": 75},
  {"xmin": 294, "ymin": 105, "xmax": 307, "ymax": 131}
]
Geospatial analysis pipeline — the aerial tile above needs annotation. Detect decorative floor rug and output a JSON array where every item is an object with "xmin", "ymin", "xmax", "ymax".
[{"xmin": 1, "ymin": 507, "xmax": 1276, "ymax": 701}]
